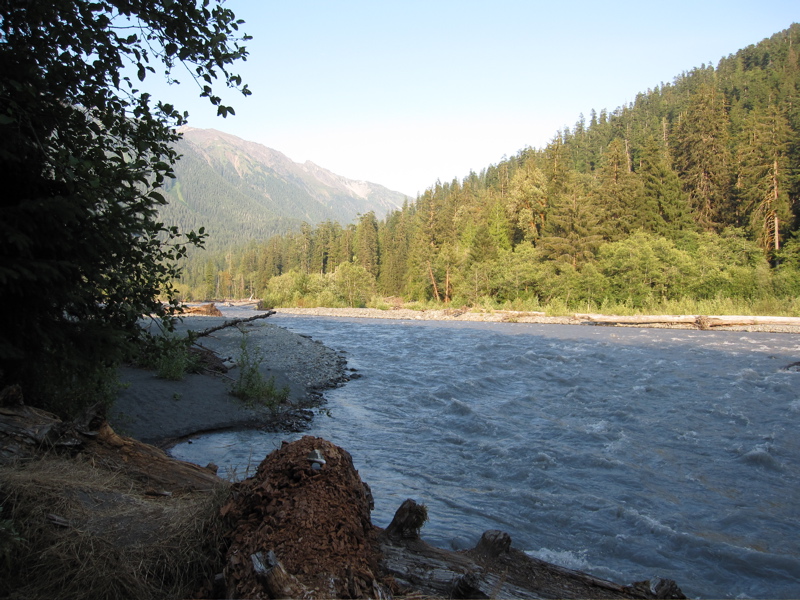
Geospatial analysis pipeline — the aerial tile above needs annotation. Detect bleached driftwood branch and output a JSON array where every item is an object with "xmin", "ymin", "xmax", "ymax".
[
  {"xmin": 193, "ymin": 311, "xmax": 276, "ymax": 338},
  {"xmin": 574, "ymin": 314, "xmax": 800, "ymax": 329}
]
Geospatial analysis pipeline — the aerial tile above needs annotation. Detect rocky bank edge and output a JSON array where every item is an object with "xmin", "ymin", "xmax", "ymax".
[{"xmin": 109, "ymin": 315, "xmax": 348, "ymax": 447}]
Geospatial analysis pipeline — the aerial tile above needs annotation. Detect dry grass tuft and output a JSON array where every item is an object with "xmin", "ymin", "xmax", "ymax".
[{"xmin": 0, "ymin": 454, "xmax": 228, "ymax": 600}]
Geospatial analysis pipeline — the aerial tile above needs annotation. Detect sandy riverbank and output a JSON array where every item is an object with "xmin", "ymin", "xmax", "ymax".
[{"xmin": 108, "ymin": 314, "xmax": 348, "ymax": 447}]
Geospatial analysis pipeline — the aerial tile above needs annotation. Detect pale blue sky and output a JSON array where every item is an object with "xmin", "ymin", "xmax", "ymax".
[{"xmin": 145, "ymin": 1, "xmax": 799, "ymax": 196}]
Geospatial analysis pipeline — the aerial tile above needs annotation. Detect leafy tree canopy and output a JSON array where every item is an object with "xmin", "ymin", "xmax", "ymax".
[{"xmin": 0, "ymin": 0, "xmax": 250, "ymax": 415}]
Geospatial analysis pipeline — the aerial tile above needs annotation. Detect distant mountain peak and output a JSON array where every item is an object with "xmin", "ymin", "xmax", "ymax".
[
  {"xmin": 160, "ymin": 128, "xmax": 407, "ymax": 249},
  {"xmin": 300, "ymin": 160, "xmax": 378, "ymax": 201}
]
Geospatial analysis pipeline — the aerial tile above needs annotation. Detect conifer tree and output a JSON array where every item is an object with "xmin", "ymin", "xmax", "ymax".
[
  {"xmin": 539, "ymin": 174, "xmax": 604, "ymax": 268},
  {"xmin": 673, "ymin": 82, "xmax": 733, "ymax": 230},
  {"xmin": 258, "ymin": 237, "xmax": 284, "ymax": 284},
  {"xmin": 486, "ymin": 199, "xmax": 513, "ymax": 254},
  {"xmin": 638, "ymin": 135, "xmax": 695, "ymax": 238},
  {"xmin": 377, "ymin": 209, "xmax": 410, "ymax": 296},
  {"xmin": 310, "ymin": 220, "xmax": 336, "ymax": 274},
  {"xmin": 595, "ymin": 139, "xmax": 646, "ymax": 237},
  {"xmin": 354, "ymin": 211, "xmax": 380, "ymax": 277},
  {"xmin": 298, "ymin": 222, "xmax": 314, "ymax": 274},
  {"xmin": 336, "ymin": 224, "xmax": 357, "ymax": 268},
  {"xmin": 736, "ymin": 104, "xmax": 793, "ymax": 252},
  {"xmin": 407, "ymin": 186, "xmax": 449, "ymax": 301}
]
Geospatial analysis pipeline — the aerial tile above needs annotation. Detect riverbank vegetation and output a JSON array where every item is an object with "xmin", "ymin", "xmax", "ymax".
[{"xmin": 176, "ymin": 25, "xmax": 800, "ymax": 316}]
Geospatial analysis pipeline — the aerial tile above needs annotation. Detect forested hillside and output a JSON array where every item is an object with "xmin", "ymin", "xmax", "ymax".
[
  {"xmin": 178, "ymin": 25, "xmax": 800, "ymax": 313},
  {"xmin": 159, "ymin": 128, "xmax": 408, "ymax": 251}
]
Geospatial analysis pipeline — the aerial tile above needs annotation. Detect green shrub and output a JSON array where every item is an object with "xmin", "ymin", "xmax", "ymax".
[
  {"xmin": 230, "ymin": 331, "xmax": 289, "ymax": 408},
  {"xmin": 132, "ymin": 332, "xmax": 200, "ymax": 381},
  {"xmin": 367, "ymin": 296, "xmax": 392, "ymax": 310}
]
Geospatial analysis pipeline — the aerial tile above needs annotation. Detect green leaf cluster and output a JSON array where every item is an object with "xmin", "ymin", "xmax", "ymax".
[{"xmin": 0, "ymin": 0, "xmax": 249, "ymax": 416}]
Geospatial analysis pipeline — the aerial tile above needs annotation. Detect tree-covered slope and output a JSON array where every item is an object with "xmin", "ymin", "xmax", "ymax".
[
  {"xmin": 160, "ymin": 128, "xmax": 408, "ymax": 250},
  {"xmin": 178, "ymin": 24, "xmax": 800, "ymax": 310}
]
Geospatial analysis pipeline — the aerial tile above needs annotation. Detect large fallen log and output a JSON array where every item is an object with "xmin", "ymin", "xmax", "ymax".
[
  {"xmin": 574, "ymin": 313, "xmax": 800, "ymax": 329},
  {"xmin": 0, "ymin": 394, "xmax": 221, "ymax": 493},
  {"xmin": 698, "ymin": 315, "xmax": 800, "ymax": 328},
  {"xmin": 575, "ymin": 314, "xmax": 697, "ymax": 325},
  {"xmin": 0, "ymin": 394, "xmax": 227, "ymax": 600},
  {"xmin": 380, "ymin": 499, "xmax": 684, "ymax": 599},
  {"xmin": 182, "ymin": 302, "xmax": 224, "ymax": 316}
]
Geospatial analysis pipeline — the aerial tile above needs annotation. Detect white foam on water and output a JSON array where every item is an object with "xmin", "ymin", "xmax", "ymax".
[{"xmin": 525, "ymin": 547, "xmax": 592, "ymax": 571}]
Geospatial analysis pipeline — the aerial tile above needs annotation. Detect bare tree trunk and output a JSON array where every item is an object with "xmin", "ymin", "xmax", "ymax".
[
  {"xmin": 773, "ymin": 158, "xmax": 780, "ymax": 251},
  {"xmin": 427, "ymin": 261, "xmax": 441, "ymax": 302}
]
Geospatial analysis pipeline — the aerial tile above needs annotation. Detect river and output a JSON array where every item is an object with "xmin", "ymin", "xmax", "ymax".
[{"xmin": 171, "ymin": 313, "xmax": 800, "ymax": 598}]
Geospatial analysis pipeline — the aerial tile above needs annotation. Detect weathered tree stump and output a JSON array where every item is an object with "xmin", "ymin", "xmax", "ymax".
[
  {"xmin": 473, "ymin": 529, "xmax": 512, "ymax": 558},
  {"xmin": 220, "ymin": 436, "xmax": 390, "ymax": 599},
  {"xmin": 384, "ymin": 498, "xmax": 428, "ymax": 540}
]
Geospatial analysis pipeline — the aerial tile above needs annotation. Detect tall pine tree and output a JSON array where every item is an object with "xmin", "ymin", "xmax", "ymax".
[
  {"xmin": 736, "ymin": 103, "xmax": 793, "ymax": 252},
  {"xmin": 673, "ymin": 82, "xmax": 733, "ymax": 230}
]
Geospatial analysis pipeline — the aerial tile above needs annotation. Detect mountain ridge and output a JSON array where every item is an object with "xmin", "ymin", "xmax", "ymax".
[{"xmin": 159, "ymin": 127, "xmax": 408, "ymax": 250}]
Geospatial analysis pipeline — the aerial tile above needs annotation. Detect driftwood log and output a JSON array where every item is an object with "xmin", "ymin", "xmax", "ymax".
[
  {"xmin": 186, "ymin": 310, "xmax": 277, "ymax": 376},
  {"xmin": 574, "ymin": 313, "xmax": 800, "ymax": 329},
  {"xmin": 380, "ymin": 499, "xmax": 684, "ymax": 599},
  {"xmin": 0, "ymin": 398, "xmax": 220, "ymax": 493},
  {"xmin": 182, "ymin": 302, "xmax": 224, "ymax": 316},
  {"xmin": 192, "ymin": 310, "xmax": 277, "ymax": 338}
]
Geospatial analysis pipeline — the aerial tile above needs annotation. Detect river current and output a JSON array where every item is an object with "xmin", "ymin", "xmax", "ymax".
[{"xmin": 171, "ymin": 313, "xmax": 800, "ymax": 598}]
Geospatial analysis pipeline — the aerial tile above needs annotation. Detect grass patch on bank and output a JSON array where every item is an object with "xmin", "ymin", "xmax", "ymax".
[
  {"xmin": 131, "ymin": 331, "xmax": 202, "ymax": 381},
  {"xmin": 0, "ymin": 456, "xmax": 228, "ymax": 600},
  {"xmin": 230, "ymin": 329, "xmax": 289, "ymax": 408}
]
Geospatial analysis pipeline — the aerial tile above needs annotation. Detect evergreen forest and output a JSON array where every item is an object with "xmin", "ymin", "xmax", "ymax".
[{"xmin": 177, "ymin": 25, "xmax": 800, "ymax": 315}]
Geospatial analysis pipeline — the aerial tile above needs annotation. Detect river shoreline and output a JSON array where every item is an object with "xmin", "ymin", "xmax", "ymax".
[
  {"xmin": 98, "ymin": 307, "xmax": 800, "ymax": 597},
  {"xmin": 109, "ymin": 313, "xmax": 349, "ymax": 448},
  {"xmin": 109, "ymin": 304, "xmax": 799, "ymax": 448},
  {"xmin": 273, "ymin": 305, "xmax": 800, "ymax": 333}
]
